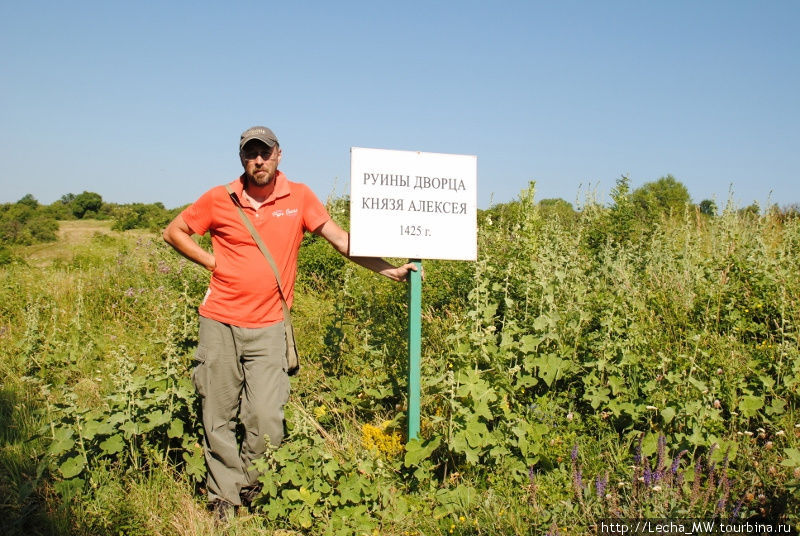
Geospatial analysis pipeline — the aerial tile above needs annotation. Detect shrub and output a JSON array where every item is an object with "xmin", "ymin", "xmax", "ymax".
[
  {"xmin": 70, "ymin": 191, "xmax": 104, "ymax": 219},
  {"xmin": 631, "ymin": 174, "xmax": 692, "ymax": 221},
  {"xmin": 0, "ymin": 201, "xmax": 58, "ymax": 245}
]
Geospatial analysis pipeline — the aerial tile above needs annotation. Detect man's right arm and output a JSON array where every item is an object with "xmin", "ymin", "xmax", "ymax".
[{"xmin": 162, "ymin": 214, "xmax": 216, "ymax": 272}]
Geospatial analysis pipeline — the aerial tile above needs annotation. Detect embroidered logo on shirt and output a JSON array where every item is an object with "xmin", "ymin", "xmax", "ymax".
[{"xmin": 272, "ymin": 208, "xmax": 299, "ymax": 218}]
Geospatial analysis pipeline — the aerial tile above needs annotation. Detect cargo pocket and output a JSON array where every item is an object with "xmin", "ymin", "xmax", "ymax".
[{"xmin": 192, "ymin": 345, "xmax": 208, "ymax": 398}]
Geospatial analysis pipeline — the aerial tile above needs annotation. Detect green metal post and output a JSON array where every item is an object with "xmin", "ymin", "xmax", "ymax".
[{"xmin": 407, "ymin": 259, "xmax": 422, "ymax": 440}]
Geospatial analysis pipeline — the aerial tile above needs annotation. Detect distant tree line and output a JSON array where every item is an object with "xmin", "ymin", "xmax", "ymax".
[
  {"xmin": 0, "ymin": 191, "xmax": 184, "ymax": 249},
  {"xmin": 2, "ymin": 177, "xmax": 798, "ymax": 252},
  {"xmin": 481, "ymin": 174, "xmax": 800, "ymax": 246}
]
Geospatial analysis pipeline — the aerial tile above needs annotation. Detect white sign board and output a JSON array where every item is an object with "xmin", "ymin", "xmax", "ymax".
[{"xmin": 350, "ymin": 147, "xmax": 477, "ymax": 261}]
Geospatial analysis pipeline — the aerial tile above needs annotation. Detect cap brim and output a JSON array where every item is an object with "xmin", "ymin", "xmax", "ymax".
[{"xmin": 240, "ymin": 136, "xmax": 277, "ymax": 150}]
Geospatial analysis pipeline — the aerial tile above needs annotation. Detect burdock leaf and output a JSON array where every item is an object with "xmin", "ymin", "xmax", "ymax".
[
  {"xmin": 738, "ymin": 395, "xmax": 764, "ymax": 417},
  {"xmin": 661, "ymin": 407, "xmax": 677, "ymax": 423},
  {"xmin": 780, "ymin": 448, "xmax": 800, "ymax": 468},
  {"xmin": 404, "ymin": 436, "xmax": 441, "ymax": 467},
  {"xmin": 167, "ymin": 418, "xmax": 184, "ymax": 439},
  {"xmin": 48, "ymin": 428, "xmax": 74, "ymax": 456},
  {"xmin": 59, "ymin": 455, "xmax": 86, "ymax": 479},
  {"xmin": 99, "ymin": 434, "xmax": 125, "ymax": 455}
]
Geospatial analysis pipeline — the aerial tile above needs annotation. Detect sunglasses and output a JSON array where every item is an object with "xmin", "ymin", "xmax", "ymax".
[{"xmin": 242, "ymin": 147, "xmax": 275, "ymax": 161}]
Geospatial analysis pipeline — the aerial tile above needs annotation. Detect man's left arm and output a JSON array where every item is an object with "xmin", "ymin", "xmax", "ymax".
[{"xmin": 314, "ymin": 219, "xmax": 419, "ymax": 282}]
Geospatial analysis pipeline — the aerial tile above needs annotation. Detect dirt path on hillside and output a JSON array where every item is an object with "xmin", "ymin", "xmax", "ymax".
[
  {"xmin": 23, "ymin": 220, "xmax": 113, "ymax": 265},
  {"xmin": 22, "ymin": 220, "xmax": 153, "ymax": 266},
  {"xmin": 57, "ymin": 220, "xmax": 115, "ymax": 244}
]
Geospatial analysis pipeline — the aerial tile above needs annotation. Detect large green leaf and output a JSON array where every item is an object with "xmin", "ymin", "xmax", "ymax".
[
  {"xmin": 182, "ymin": 447, "xmax": 206, "ymax": 482},
  {"xmin": 82, "ymin": 419, "xmax": 114, "ymax": 440},
  {"xmin": 59, "ymin": 455, "xmax": 86, "ymax": 479},
  {"xmin": 534, "ymin": 353, "xmax": 570, "ymax": 387},
  {"xmin": 661, "ymin": 406, "xmax": 677, "ymax": 423},
  {"xmin": 465, "ymin": 419, "xmax": 490, "ymax": 449},
  {"xmin": 167, "ymin": 418, "xmax": 184, "ymax": 439},
  {"xmin": 738, "ymin": 395, "xmax": 764, "ymax": 417},
  {"xmin": 99, "ymin": 433, "xmax": 125, "ymax": 455},
  {"xmin": 404, "ymin": 436, "xmax": 441, "ymax": 467},
  {"xmin": 48, "ymin": 428, "xmax": 75, "ymax": 456},
  {"xmin": 781, "ymin": 448, "xmax": 800, "ymax": 468}
]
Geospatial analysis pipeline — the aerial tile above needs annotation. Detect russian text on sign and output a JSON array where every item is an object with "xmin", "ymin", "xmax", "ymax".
[
  {"xmin": 407, "ymin": 200, "xmax": 467, "ymax": 214},
  {"xmin": 412, "ymin": 176, "xmax": 466, "ymax": 191},
  {"xmin": 363, "ymin": 173, "xmax": 410, "ymax": 187},
  {"xmin": 361, "ymin": 197, "xmax": 405, "ymax": 211}
]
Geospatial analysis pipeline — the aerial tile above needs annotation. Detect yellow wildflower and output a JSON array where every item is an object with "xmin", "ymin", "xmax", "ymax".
[{"xmin": 361, "ymin": 422, "xmax": 404, "ymax": 458}]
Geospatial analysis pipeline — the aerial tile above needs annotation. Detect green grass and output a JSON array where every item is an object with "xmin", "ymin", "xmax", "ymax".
[{"xmin": 1, "ymin": 199, "xmax": 798, "ymax": 536}]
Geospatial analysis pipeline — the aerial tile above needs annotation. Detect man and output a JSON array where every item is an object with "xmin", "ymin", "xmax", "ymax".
[{"xmin": 163, "ymin": 126, "xmax": 417, "ymax": 520}]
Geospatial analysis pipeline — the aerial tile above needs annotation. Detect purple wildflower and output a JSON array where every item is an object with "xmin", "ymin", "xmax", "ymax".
[
  {"xmin": 642, "ymin": 453, "xmax": 653, "ymax": 485},
  {"xmin": 656, "ymin": 435, "xmax": 666, "ymax": 472},
  {"xmin": 634, "ymin": 434, "xmax": 644, "ymax": 466},
  {"xmin": 528, "ymin": 465, "xmax": 536, "ymax": 486},
  {"xmin": 573, "ymin": 466, "xmax": 584, "ymax": 491},
  {"xmin": 706, "ymin": 463, "xmax": 716, "ymax": 499},
  {"xmin": 643, "ymin": 463, "xmax": 653, "ymax": 486},
  {"xmin": 670, "ymin": 450, "xmax": 688, "ymax": 474},
  {"xmin": 707, "ymin": 460, "xmax": 717, "ymax": 482},
  {"xmin": 717, "ymin": 472, "xmax": 731, "ymax": 513},
  {"xmin": 595, "ymin": 472, "xmax": 608, "ymax": 497},
  {"xmin": 158, "ymin": 261, "xmax": 170, "ymax": 274},
  {"xmin": 732, "ymin": 498, "xmax": 743, "ymax": 519},
  {"xmin": 717, "ymin": 468, "xmax": 731, "ymax": 512},
  {"xmin": 571, "ymin": 444, "xmax": 579, "ymax": 463},
  {"xmin": 125, "ymin": 288, "xmax": 135, "ymax": 297}
]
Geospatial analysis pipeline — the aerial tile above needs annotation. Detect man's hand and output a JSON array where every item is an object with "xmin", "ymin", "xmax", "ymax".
[
  {"xmin": 388, "ymin": 262, "xmax": 423, "ymax": 282},
  {"xmin": 314, "ymin": 220, "xmax": 425, "ymax": 282}
]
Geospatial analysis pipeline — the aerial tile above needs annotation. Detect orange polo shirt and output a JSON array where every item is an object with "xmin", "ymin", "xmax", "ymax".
[{"xmin": 181, "ymin": 172, "xmax": 330, "ymax": 327}]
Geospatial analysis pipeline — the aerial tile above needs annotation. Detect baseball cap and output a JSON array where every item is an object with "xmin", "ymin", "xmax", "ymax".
[{"xmin": 239, "ymin": 126, "xmax": 279, "ymax": 151}]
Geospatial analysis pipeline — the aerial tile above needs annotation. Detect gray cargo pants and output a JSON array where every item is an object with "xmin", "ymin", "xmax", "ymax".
[{"xmin": 193, "ymin": 315, "xmax": 290, "ymax": 505}]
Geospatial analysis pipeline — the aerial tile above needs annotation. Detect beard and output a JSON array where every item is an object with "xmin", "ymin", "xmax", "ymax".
[{"xmin": 245, "ymin": 168, "xmax": 275, "ymax": 187}]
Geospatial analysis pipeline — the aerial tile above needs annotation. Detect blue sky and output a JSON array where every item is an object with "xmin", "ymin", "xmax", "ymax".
[{"xmin": 1, "ymin": 1, "xmax": 798, "ymax": 210}]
